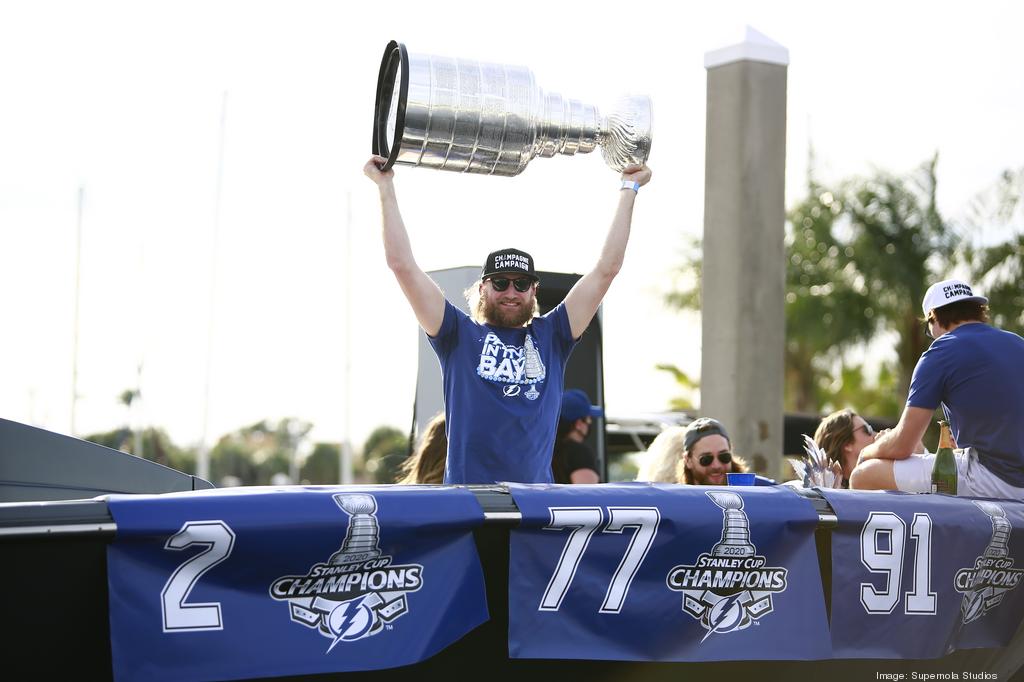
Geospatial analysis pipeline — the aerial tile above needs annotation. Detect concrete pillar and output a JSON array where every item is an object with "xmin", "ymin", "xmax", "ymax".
[{"xmin": 700, "ymin": 28, "xmax": 788, "ymax": 478}]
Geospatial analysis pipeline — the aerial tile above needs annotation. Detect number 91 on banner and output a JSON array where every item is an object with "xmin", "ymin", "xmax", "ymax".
[{"xmin": 821, "ymin": 489, "xmax": 1024, "ymax": 660}]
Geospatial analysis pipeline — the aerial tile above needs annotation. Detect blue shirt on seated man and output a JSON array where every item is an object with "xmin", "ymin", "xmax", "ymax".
[{"xmin": 851, "ymin": 278, "xmax": 1024, "ymax": 499}]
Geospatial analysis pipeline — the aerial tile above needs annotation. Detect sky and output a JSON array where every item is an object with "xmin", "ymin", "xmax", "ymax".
[{"xmin": 2, "ymin": 0, "xmax": 1022, "ymax": 456}]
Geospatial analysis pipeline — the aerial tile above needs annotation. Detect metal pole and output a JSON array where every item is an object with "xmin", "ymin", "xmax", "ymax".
[
  {"xmin": 340, "ymin": 191, "xmax": 354, "ymax": 484},
  {"xmin": 198, "ymin": 91, "xmax": 228, "ymax": 481},
  {"xmin": 71, "ymin": 186, "xmax": 84, "ymax": 436},
  {"xmin": 133, "ymin": 362, "xmax": 144, "ymax": 458}
]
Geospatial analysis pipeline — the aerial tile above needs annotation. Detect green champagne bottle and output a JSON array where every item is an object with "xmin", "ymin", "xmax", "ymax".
[{"xmin": 930, "ymin": 421, "xmax": 957, "ymax": 495}]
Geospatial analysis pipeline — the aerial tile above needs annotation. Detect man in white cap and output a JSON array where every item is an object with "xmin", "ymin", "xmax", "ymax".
[
  {"xmin": 850, "ymin": 279, "xmax": 1024, "ymax": 498},
  {"xmin": 363, "ymin": 155, "xmax": 652, "ymax": 484}
]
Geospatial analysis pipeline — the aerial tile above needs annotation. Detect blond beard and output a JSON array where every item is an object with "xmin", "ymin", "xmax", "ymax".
[{"xmin": 482, "ymin": 293, "xmax": 536, "ymax": 327}]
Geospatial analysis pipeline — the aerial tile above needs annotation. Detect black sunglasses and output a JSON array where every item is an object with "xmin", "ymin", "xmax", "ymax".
[
  {"xmin": 488, "ymin": 276, "xmax": 534, "ymax": 293},
  {"xmin": 697, "ymin": 452, "xmax": 733, "ymax": 467},
  {"xmin": 856, "ymin": 422, "xmax": 875, "ymax": 437}
]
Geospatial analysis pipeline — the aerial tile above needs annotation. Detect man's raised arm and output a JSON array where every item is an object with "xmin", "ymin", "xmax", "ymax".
[
  {"xmin": 563, "ymin": 164, "xmax": 652, "ymax": 339},
  {"xmin": 364, "ymin": 156, "xmax": 445, "ymax": 336}
]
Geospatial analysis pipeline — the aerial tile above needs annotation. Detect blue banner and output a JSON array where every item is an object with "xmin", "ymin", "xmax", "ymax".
[
  {"xmin": 819, "ymin": 489, "xmax": 1024, "ymax": 659},
  {"xmin": 107, "ymin": 486, "xmax": 488, "ymax": 681},
  {"xmin": 507, "ymin": 483, "xmax": 831, "ymax": 661}
]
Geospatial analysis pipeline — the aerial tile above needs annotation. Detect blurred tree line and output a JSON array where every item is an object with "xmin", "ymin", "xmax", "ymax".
[
  {"xmin": 86, "ymin": 418, "xmax": 411, "ymax": 488},
  {"xmin": 666, "ymin": 157, "xmax": 1023, "ymax": 422}
]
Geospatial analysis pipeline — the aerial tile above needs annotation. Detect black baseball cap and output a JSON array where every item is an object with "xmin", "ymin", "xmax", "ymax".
[
  {"xmin": 481, "ymin": 248, "xmax": 539, "ymax": 281},
  {"xmin": 683, "ymin": 418, "xmax": 731, "ymax": 453}
]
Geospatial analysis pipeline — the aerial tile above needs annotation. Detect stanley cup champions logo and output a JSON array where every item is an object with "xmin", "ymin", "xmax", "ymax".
[
  {"xmin": 666, "ymin": 492, "xmax": 788, "ymax": 640},
  {"xmin": 955, "ymin": 501, "xmax": 1023, "ymax": 624},
  {"xmin": 269, "ymin": 494, "xmax": 423, "ymax": 651}
]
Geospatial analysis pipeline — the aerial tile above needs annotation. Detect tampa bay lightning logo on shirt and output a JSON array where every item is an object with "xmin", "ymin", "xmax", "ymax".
[
  {"xmin": 477, "ymin": 332, "xmax": 546, "ymax": 385},
  {"xmin": 269, "ymin": 494, "xmax": 422, "ymax": 652}
]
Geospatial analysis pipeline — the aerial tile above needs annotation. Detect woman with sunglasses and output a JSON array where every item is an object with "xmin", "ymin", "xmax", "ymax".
[{"xmin": 813, "ymin": 409, "xmax": 877, "ymax": 488}]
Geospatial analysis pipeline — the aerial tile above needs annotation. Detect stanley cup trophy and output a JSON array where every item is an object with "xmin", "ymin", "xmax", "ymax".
[
  {"xmin": 328, "ymin": 493, "xmax": 381, "ymax": 565},
  {"xmin": 707, "ymin": 491, "xmax": 756, "ymax": 559},
  {"xmin": 372, "ymin": 40, "xmax": 652, "ymax": 176}
]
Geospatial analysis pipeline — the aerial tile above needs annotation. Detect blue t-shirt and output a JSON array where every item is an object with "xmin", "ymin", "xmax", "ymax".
[
  {"xmin": 907, "ymin": 322, "xmax": 1024, "ymax": 487},
  {"xmin": 427, "ymin": 301, "xmax": 577, "ymax": 484}
]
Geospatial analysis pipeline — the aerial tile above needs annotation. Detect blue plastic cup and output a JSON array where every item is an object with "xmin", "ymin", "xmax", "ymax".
[{"xmin": 726, "ymin": 473, "xmax": 756, "ymax": 486}]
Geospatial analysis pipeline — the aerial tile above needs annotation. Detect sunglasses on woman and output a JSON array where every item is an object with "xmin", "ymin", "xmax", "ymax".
[
  {"xmin": 488, "ymin": 276, "xmax": 534, "ymax": 293},
  {"xmin": 697, "ymin": 452, "xmax": 733, "ymax": 467},
  {"xmin": 856, "ymin": 422, "xmax": 875, "ymax": 437}
]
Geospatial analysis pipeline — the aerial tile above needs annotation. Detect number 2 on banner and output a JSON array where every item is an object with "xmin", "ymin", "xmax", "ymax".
[
  {"xmin": 161, "ymin": 520, "xmax": 236, "ymax": 632},
  {"xmin": 859, "ymin": 511, "xmax": 936, "ymax": 615},
  {"xmin": 538, "ymin": 506, "xmax": 660, "ymax": 614}
]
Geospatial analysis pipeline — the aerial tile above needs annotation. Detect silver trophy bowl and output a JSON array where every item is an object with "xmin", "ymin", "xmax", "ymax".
[{"xmin": 372, "ymin": 40, "xmax": 651, "ymax": 176}]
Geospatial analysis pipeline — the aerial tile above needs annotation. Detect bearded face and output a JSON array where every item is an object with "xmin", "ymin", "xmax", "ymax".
[
  {"xmin": 684, "ymin": 434, "xmax": 733, "ymax": 485},
  {"xmin": 480, "ymin": 277, "xmax": 537, "ymax": 327}
]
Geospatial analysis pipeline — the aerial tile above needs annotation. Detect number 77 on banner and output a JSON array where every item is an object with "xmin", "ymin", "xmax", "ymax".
[{"xmin": 537, "ymin": 506, "xmax": 661, "ymax": 614}]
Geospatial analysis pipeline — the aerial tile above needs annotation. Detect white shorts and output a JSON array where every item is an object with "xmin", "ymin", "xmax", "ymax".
[{"xmin": 893, "ymin": 448, "xmax": 1024, "ymax": 500}]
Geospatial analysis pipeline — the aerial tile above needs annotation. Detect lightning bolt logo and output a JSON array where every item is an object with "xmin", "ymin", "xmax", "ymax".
[
  {"xmin": 327, "ymin": 595, "xmax": 370, "ymax": 652},
  {"xmin": 701, "ymin": 593, "xmax": 743, "ymax": 642}
]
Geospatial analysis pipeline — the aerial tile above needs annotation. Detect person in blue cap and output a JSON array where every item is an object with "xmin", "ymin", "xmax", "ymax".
[{"xmin": 552, "ymin": 389, "xmax": 602, "ymax": 484}]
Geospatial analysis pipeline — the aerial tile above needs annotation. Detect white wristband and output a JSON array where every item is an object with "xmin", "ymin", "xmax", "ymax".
[{"xmin": 620, "ymin": 180, "xmax": 640, "ymax": 193}]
